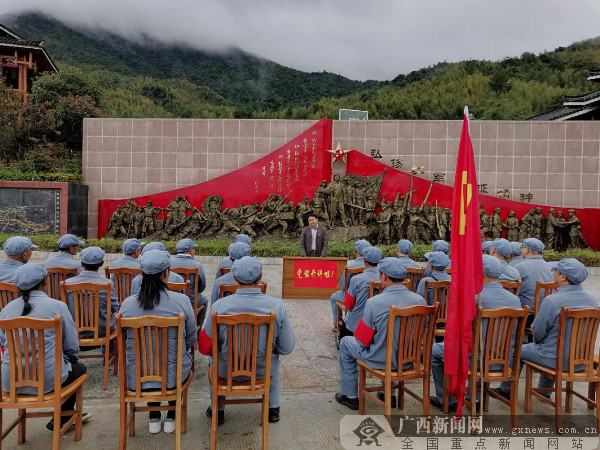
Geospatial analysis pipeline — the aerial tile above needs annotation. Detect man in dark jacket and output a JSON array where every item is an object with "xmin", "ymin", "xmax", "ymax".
[{"xmin": 299, "ymin": 214, "xmax": 328, "ymax": 257}]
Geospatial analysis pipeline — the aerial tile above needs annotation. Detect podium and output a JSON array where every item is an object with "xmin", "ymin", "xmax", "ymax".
[{"xmin": 282, "ymin": 256, "xmax": 348, "ymax": 299}]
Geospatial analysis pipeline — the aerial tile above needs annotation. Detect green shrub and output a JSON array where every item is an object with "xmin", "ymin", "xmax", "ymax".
[{"xmin": 2, "ymin": 234, "xmax": 600, "ymax": 264}]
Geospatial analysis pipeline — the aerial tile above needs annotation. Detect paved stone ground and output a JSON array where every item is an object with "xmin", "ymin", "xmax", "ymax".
[{"xmin": 2, "ymin": 254, "xmax": 599, "ymax": 448}]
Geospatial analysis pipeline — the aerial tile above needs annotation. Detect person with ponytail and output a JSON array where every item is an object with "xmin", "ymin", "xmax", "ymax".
[
  {"xmin": 119, "ymin": 249, "xmax": 196, "ymax": 434},
  {"xmin": 0, "ymin": 264, "xmax": 90, "ymax": 432}
]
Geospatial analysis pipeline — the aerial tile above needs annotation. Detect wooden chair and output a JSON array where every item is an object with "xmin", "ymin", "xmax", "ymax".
[
  {"xmin": 369, "ymin": 280, "xmax": 382, "ymax": 298},
  {"xmin": 533, "ymin": 281, "xmax": 558, "ymax": 317},
  {"xmin": 60, "ymin": 281, "xmax": 117, "ymax": 390},
  {"xmin": 442, "ymin": 306, "xmax": 529, "ymax": 429},
  {"xmin": 406, "ymin": 267, "xmax": 425, "ymax": 292},
  {"xmin": 170, "ymin": 267, "xmax": 205, "ymax": 325},
  {"xmin": 499, "ymin": 280, "xmax": 522, "ymax": 296},
  {"xmin": 105, "ymin": 267, "xmax": 141, "ymax": 305},
  {"xmin": 218, "ymin": 282, "xmax": 268, "ymax": 299},
  {"xmin": 524, "ymin": 307, "xmax": 600, "ymax": 433},
  {"xmin": 166, "ymin": 280, "xmax": 191, "ymax": 297},
  {"xmin": 209, "ymin": 311, "xmax": 276, "ymax": 450},
  {"xmin": 0, "ymin": 282, "xmax": 19, "ymax": 311},
  {"xmin": 445, "ymin": 268, "xmax": 451, "ymax": 275},
  {"xmin": 423, "ymin": 280, "xmax": 451, "ymax": 338},
  {"xmin": 358, "ymin": 304, "xmax": 438, "ymax": 417},
  {"xmin": 0, "ymin": 316, "xmax": 87, "ymax": 449},
  {"xmin": 220, "ymin": 267, "xmax": 231, "ymax": 276},
  {"xmin": 116, "ymin": 313, "xmax": 192, "ymax": 450},
  {"xmin": 45, "ymin": 267, "xmax": 78, "ymax": 301}
]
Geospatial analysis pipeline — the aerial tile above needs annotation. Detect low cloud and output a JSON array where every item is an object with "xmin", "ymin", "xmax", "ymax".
[{"xmin": 3, "ymin": 0, "xmax": 600, "ymax": 80}]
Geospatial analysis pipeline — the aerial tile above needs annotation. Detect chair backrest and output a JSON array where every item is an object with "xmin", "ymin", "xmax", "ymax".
[
  {"xmin": 499, "ymin": 280, "xmax": 522, "ymax": 296},
  {"xmin": 424, "ymin": 280, "xmax": 451, "ymax": 325},
  {"xmin": 556, "ymin": 307, "xmax": 600, "ymax": 379},
  {"xmin": 166, "ymin": 280, "xmax": 190, "ymax": 297},
  {"xmin": 369, "ymin": 280, "xmax": 382, "ymax": 297},
  {"xmin": 533, "ymin": 281, "xmax": 558, "ymax": 316},
  {"xmin": 220, "ymin": 267, "xmax": 231, "ymax": 276},
  {"xmin": 105, "ymin": 267, "xmax": 141, "ymax": 305},
  {"xmin": 406, "ymin": 267, "xmax": 425, "ymax": 292},
  {"xmin": 170, "ymin": 267, "xmax": 199, "ymax": 298},
  {"xmin": 45, "ymin": 267, "xmax": 78, "ymax": 300},
  {"xmin": 0, "ymin": 316, "xmax": 62, "ymax": 403},
  {"xmin": 116, "ymin": 313, "xmax": 184, "ymax": 397},
  {"xmin": 211, "ymin": 311, "xmax": 276, "ymax": 391},
  {"xmin": 386, "ymin": 304, "xmax": 438, "ymax": 378},
  {"xmin": 0, "ymin": 282, "xmax": 19, "ymax": 310},
  {"xmin": 472, "ymin": 306, "xmax": 529, "ymax": 378},
  {"xmin": 219, "ymin": 283, "xmax": 267, "ymax": 299},
  {"xmin": 60, "ymin": 281, "xmax": 112, "ymax": 340},
  {"xmin": 344, "ymin": 266, "xmax": 364, "ymax": 292},
  {"xmin": 445, "ymin": 268, "xmax": 452, "ymax": 275}
]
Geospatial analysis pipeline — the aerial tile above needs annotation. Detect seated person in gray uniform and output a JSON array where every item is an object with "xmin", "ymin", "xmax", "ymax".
[
  {"xmin": 44, "ymin": 234, "xmax": 85, "ymax": 275},
  {"xmin": 481, "ymin": 241, "xmax": 493, "ymax": 255},
  {"xmin": 496, "ymin": 258, "xmax": 600, "ymax": 399},
  {"xmin": 396, "ymin": 239, "xmax": 421, "ymax": 269},
  {"xmin": 199, "ymin": 256, "xmax": 296, "ymax": 425},
  {"xmin": 339, "ymin": 246, "xmax": 383, "ymax": 340},
  {"xmin": 0, "ymin": 236, "xmax": 37, "ymax": 282},
  {"xmin": 119, "ymin": 250, "xmax": 196, "ymax": 434},
  {"xmin": 64, "ymin": 247, "xmax": 117, "ymax": 338},
  {"xmin": 130, "ymin": 242, "xmax": 184, "ymax": 295},
  {"xmin": 0, "ymin": 264, "xmax": 90, "ymax": 432},
  {"xmin": 335, "ymin": 258, "xmax": 427, "ymax": 410},
  {"xmin": 489, "ymin": 238, "xmax": 521, "ymax": 282},
  {"xmin": 170, "ymin": 238, "xmax": 208, "ymax": 326},
  {"xmin": 508, "ymin": 241, "xmax": 523, "ymax": 266},
  {"xmin": 430, "ymin": 256, "xmax": 521, "ymax": 412},
  {"xmin": 211, "ymin": 241, "xmax": 251, "ymax": 305},
  {"xmin": 107, "ymin": 238, "xmax": 144, "ymax": 299},
  {"xmin": 424, "ymin": 240, "xmax": 450, "ymax": 277},
  {"xmin": 513, "ymin": 238, "xmax": 553, "ymax": 323},
  {"xmin": 416, "ymin": 251, "xmax": 451, "ymax": 305},
  {"xmin": 214, "ymin": 233, "xmax": 252, "ymax": 279},
  {"xmin": 328, "ymin": 239, "xmax": 370, "ymax": 332}
]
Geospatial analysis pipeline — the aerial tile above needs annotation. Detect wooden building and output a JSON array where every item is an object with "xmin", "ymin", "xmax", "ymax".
[
  {"xmin": 0, "ymin": 23, "xmax": 58, "ymax": 100},
  {"xmin": 529, "ymin": 70, "xmax": 600, "ymax": 121}
]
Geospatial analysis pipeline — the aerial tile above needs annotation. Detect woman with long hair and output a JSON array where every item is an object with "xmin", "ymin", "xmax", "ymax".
[{"xmin": 119, "ymin": 249, "xmax": 197, "ymax": 434}]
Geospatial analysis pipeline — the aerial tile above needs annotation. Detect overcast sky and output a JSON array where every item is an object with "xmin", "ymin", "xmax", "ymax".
[{"xmin": 3, "ymin": 0, "xmax": 600, "ymax": 81}]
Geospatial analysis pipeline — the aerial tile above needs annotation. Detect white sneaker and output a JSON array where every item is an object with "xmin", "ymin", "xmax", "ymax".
[
  {"xmin": 148, "ymin": 415, "xmax": 163, "ymax": 434},
  {"xmin": 163, "ymin": 418, "xmax": 175, "ymax": 434}
]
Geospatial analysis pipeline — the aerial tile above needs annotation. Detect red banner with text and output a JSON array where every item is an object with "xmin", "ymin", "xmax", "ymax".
[{"xmin": 293, "ymin": 260, "xmax": 338, "ymax": 288}]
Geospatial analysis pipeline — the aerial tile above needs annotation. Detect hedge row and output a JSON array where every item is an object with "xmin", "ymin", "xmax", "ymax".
[{"xmin": 2, "ymin": 234, "xmax": 600, "ymax": 265}]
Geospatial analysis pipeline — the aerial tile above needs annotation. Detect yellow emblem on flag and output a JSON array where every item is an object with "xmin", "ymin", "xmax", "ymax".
[{"xmin": 459, "ymin": 170, "xmax": 472, "ymax": 235}]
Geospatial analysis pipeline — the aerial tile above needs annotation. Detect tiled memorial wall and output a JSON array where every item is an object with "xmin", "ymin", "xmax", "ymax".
[{"xmin": 83, "ymin": 119, "xmax": 600, "ymax": 237}]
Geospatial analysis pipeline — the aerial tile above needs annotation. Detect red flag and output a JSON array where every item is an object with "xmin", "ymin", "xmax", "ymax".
[{"xmin": 444, "ymin": 107, "xmax": 483, "ymax": 415}]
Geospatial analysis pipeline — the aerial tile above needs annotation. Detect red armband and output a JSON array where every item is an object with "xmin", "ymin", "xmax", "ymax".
[
  {"xmin": 198, "ymin": 329, "xmax": 213, "ymax": 356},
  {"xmin": 344, "ymin": 290, "xmax": 356, "ymax": 310},
  {"xmin": 354, "ymin": 319, "xmax": 376, "ymax": 346}
]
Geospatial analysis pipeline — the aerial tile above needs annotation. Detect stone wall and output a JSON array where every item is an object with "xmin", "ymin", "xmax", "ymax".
[{"xmin": 83, "ymin": 118, "xmax": 600, "ymax": 238}]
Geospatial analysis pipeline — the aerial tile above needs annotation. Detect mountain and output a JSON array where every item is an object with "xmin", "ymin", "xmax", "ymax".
[{"xmin": 3, "ymin": 12, "xmax": 378, "ymax": 112}]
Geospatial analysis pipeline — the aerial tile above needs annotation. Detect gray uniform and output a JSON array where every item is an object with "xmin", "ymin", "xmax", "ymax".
[
  {"xmin": 44, "ymin": 252, "xmax": 82, "ymax": 275},
  {"xmin": 397, "ymin": 255, "xmax": 421, "ymax": 269},
  {"xmin": 344, "ymin": 267, "xmax": 381, "ymax": 332},
  {"xmin": 339, "ymin": 284, "xmax": 426, "ymax": 397},
  {"xmin": 0, "ymin": 291, "xmax": 79, "ymax": 394},
  {"xmin": 0, "ymin": 259, "xmax": 24, "ymax": 282},
  {"xmin": 200, "ymin": 288, "xmax": 296, "ymax": 409},
  {"xmin": 65, "ymin": 271, "xmax": 117, "ymax": 336},
  {"xmin": 170, "ymin": 254, "xmax": 208, "ymax": 308},
  {"xmin": 328, "ymin": 257, "xmax": 365, "ymax": 327},
  {"xmin": 514, "ymin": 255, "xmax": 553, "ymax": 310},
  {"xmin": 498, "ymin": 259, "xmax": 521, "ymax": 282},
  {"xmin": 509, "ymin": 256, "xmax": 524, "ymax": 267},
  {"xmin": 500, "ymin": 284, "xmax": 599, "ymax": 393},
  {"xmin": 214, "ymin": 257, "xmax": 233, "ymax": 280},
  {"xmin": 119, "ymin": 290, "xmax": 196, "ymax": 390},
  {"xmin": 432, "ymin": 283, "xmax": 521, "ymax": 402},
  {"xmin": 416, "ymin": 270, "xmax": 452, "ymax": 305},
  {"xmin": 211, "ymin": 272, "xmax": 236, "ymax": 305},
  {"xmin": 130, "ymin": 272, "xmax": 184, "ymax": 296}
]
